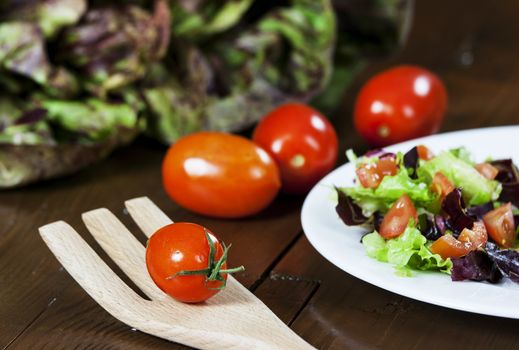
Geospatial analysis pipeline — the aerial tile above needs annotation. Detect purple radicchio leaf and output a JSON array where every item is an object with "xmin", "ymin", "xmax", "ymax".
[
  {"xmin": 373, "ymin": 211, "xmax": 384, "ymax": 232},
  {"xmin": 451, "ymin": 250, "xmax": 503, "ymax": 283},
  {"xmin": 417, "ymin": 213, "xmax": 443, "ymax": 241},
  {"xmin": 335, "ymin": 187, "xmax": 368, "ymax": 226},
  {"xmin": 441, "ymin": 188, "xmax": 476, "ymax": 235},
  {"xmin": 486, "ymin": 242, "xmax": 519, "ymax": 283},
  {"xmin": 364, "ymin": 149, "xmax": 396, "ymax": 160},
  {"xmin": 466, "ymin": 202, "xmax": 494, "ymax": 219},
  {"xmin": 14, "ymin": 108, "xmax": 47, "ymax": 126},
  {"xmin": 490, "ymin": 159, "xmax": 519, "ymax": 207},
  {"xmin": 403, "ymin": 146, "xmax": 419, "ymax": 179}
]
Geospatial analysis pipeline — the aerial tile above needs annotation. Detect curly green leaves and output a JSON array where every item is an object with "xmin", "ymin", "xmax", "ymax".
[
  {"xmin": 60, "ymin": 1, "xmax": 171, "ymax": 96},
  {"xmin": 0, "ymin": 23, "xmax": 78, "ymax": 97}
]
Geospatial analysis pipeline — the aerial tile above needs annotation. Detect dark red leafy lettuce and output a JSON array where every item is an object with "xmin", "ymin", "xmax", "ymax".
[
  {"xmin": 451, "ymin": 250, "xmax": 503, "ymax": 283},
  {"xmin": 364, "ymin": 149, "xmax": 396, "ymax": 160},
  {"xmin": 403, "ymin": 146, "xmax": 419, "ymax": 178},
  {"xmin": 465, "ymin": 202, "xmax": 494, "ymax": 219},
  {"xmin": 335, "ymin": 187, "xmax": 368, "ymax": 226},
  {"xmin": 373, "ymin": 211, "xmax": 384, "ymax": 232},
  {"xmin": 486, "ymin": 242, "xmax": 519, "ymax": 283},
  {"xmin": 491, "ymin": 159, "xmax": 519, "ymax": 207},
  {"xmin": 441, "ymin": 188, "xmax": 475, "ymax": 235},
  {"xmin": 417, "ymin": 213, "xmax": 444, "ymax": 241}
]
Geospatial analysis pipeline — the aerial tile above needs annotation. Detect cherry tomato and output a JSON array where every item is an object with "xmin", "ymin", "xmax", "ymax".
[
  {"xmin": 252, "ymin": 103, "xmax": 338, "ymax": 194},
  {"xmin": 146, "ymin": 223, "xmax": 242, "ymax": 303},
  {"xmin": 429, "ymin": 235, "xmax": 472, "ymax": 259},
  {"xmin": 483, "ymin": 203, "xmax": 516, "ymax": 248},
  {"xmin": 475, "ymin": 163, "xmax": 499, "ymax": 180},
  {"xmin": 354, "ymin": 65, "xmax": 447, "ymax": 147},
  {"xmin": 431, "ymin": 172, "xmax": 455, "ymax": 202},
  {"xmin": 458, "ymin": 221, "xmax": 488, "ymax": 249},
  {"xmin": 162, "ymin": 132, "xmax": 281, "ymax": 218},
  {"xmin": 417, "ymin": 145, "xmax": 434, "ymax": 160},
  {"xmin": 379, "ymin": 194, "xmax": 418, "ymax": 239},
  {"xmin": 356, "ymin": 158, "xmax": 398, "ymax": 189}
]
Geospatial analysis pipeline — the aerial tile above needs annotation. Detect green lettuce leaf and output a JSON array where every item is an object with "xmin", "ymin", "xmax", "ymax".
[
  {"xmin": 60, "ymin": 1, "xmax": 170, "ymax": 97},
  {"xmin": 340, "ymin": 165, "xmax": 436, "ymax": 217},
  {"xmin": 0, "ymin": 22, "xmax": 78, "ymax": 97},
  {"xmin": 0, "ymin": 0, "xmax": 87, "ymax": 38},
  {"xmin": 417, "ymin": 151, "xmax": 501, "ymax": 205},
  {"xmin": 362, "ymin": 226, "xmax": 453, "ymax": 276},
  {"xmin": 42, "ymin": 99, "xmax": 138, "ymax": 142}
]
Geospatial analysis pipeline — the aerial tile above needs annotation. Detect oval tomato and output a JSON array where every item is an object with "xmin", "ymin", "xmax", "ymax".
[
  {"xmin": 356, "ymin": 158, "xmax": 398, "ymax": 189},
  {"xmin": 379, "ymin": 194, "xmax": 418, "ymax": 239},
  {"xmin": 146, "ymin": 223, "xmax": 243, "ymax": 303},
  {"xmin": 483, "ymin": 203, "xmax": 516, "ymax": 248},
  {"xmin": 429, "ymin": 235, "xmax": 472, "ymax": 259},
  {"xmin": 354, "ymin": 65, "xmax": 447, "ymax": 147},
  {"xmin": 162, "ymin": 132, "xmax": 281, "ymax": 218},
  {"xmin": 252, "ymin": 103, "xmax": 338, "ymax": 194}
]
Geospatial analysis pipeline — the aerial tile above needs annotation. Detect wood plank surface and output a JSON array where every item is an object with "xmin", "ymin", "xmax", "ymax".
[
  {"xmin": 2, "ymin": 0, "xmax": 519, "ymax": 349},
  {"xmin": 0, "ymin": 143, "xmax": 305, "ymax": 349}
]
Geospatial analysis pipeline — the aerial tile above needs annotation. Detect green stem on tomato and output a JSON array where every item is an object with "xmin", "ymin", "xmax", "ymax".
[{"xmin": 167, "ymin": 230, "xmax": 245, "ymax": 290}]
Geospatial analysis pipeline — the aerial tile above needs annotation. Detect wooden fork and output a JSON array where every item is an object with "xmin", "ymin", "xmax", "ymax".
[{"xmin": 38, "ymin": 197, "xmax": 314, "ymax": 350}]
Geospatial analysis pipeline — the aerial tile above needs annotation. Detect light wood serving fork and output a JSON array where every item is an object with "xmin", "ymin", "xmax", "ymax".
[{"xmin": 38, "ymin": 197, "xmax": 314, "ymax": 350}]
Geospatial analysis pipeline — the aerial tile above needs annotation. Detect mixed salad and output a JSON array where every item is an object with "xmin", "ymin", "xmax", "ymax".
[{"xmin": 335, "ymin": 145, "xmax": 519, "ymax": 284}]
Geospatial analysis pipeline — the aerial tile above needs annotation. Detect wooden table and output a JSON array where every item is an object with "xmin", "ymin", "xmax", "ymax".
[{"xmin": 2, "ymin": 1, "xmax": 519, "ymax": 349}]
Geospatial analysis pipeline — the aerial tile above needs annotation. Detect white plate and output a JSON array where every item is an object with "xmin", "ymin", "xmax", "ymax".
[{"xmin": 301, "ymin": 126, "xmax": 519, "ymax": 318}]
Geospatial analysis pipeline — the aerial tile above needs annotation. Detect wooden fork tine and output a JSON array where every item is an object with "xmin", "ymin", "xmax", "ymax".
[
  {"xmin": 124, "ymin": 197, "xmax": 173, "ymax": 237},
  {"xmin": 82, "ymin": 209, "xmax": 165, "ymax": 301},
  {"xmin": 39, "ymin": 221, "xmax": 150, "ymax": 326}
]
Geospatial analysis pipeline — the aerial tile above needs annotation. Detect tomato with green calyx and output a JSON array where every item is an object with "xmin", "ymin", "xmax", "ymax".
[
  {"xmin": 354, "ymin": 65, "xmax": 447, "ymax": 147},
  {"xmin": 252, "ymin": 103, "xmax": 338, "ymax": 194},
  {"xmin": 146, "ymin": 222, "xmax": 244, "ymax": 303},
  {"xmin": 162, "ymin": 132, "xmax": 281, "ymax": 218}
]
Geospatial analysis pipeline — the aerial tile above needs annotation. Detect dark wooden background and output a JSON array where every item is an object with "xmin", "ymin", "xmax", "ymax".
[{"xmin": 2, "ymin": 0, "xmax": 519, "ymax": 349}]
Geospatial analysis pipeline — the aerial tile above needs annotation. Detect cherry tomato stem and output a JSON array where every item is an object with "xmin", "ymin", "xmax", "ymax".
[{"xmin": 146, "ymin": 223, "xmax": 243, "ymax": 303}]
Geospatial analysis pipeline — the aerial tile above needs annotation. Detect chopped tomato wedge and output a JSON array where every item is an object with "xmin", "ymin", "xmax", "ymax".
[
  {"xmin": 379, "ymin": 194, "xmax": 418, "ymax": 239},
  {"xmin": 474, "ymin": 163, "xmax": 499, "ymax": 180},
  {"xmin": 417, "ymin": 145, "xmax": 434, "ymax": 160},
  {"xmin": 356, "ymin": 158, "xmax": 398, "ymax": 189},
  {"xmin": 458, "ymin": 221, "xmax": 488, "ymax": 249},
  {"xmin": 430, "ymin": 172, "xmax": 455, "ymax": 201},
  {"xmin": 429, "ymin": 235, "xmax": 472, "ymax": 259},
  {"xmin": 483, "ymin": 203, "xmax": 516, "ymax": 248}
]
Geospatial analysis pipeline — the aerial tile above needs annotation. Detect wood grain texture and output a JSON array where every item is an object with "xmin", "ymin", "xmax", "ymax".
[
  {"xmin": 271, "ymin": 236, "xmax": 519, "ymax": 350},
  {"xmin": 37, "ymin": 200, "xmax": 312, "ymax": 350},
  {"xmin": 2, "ymin": 0, "xmax": 519, "ymax": 348},
  {"xmin": 0, "ymin": 143, "xmax": 304, "ymax": 349}
]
